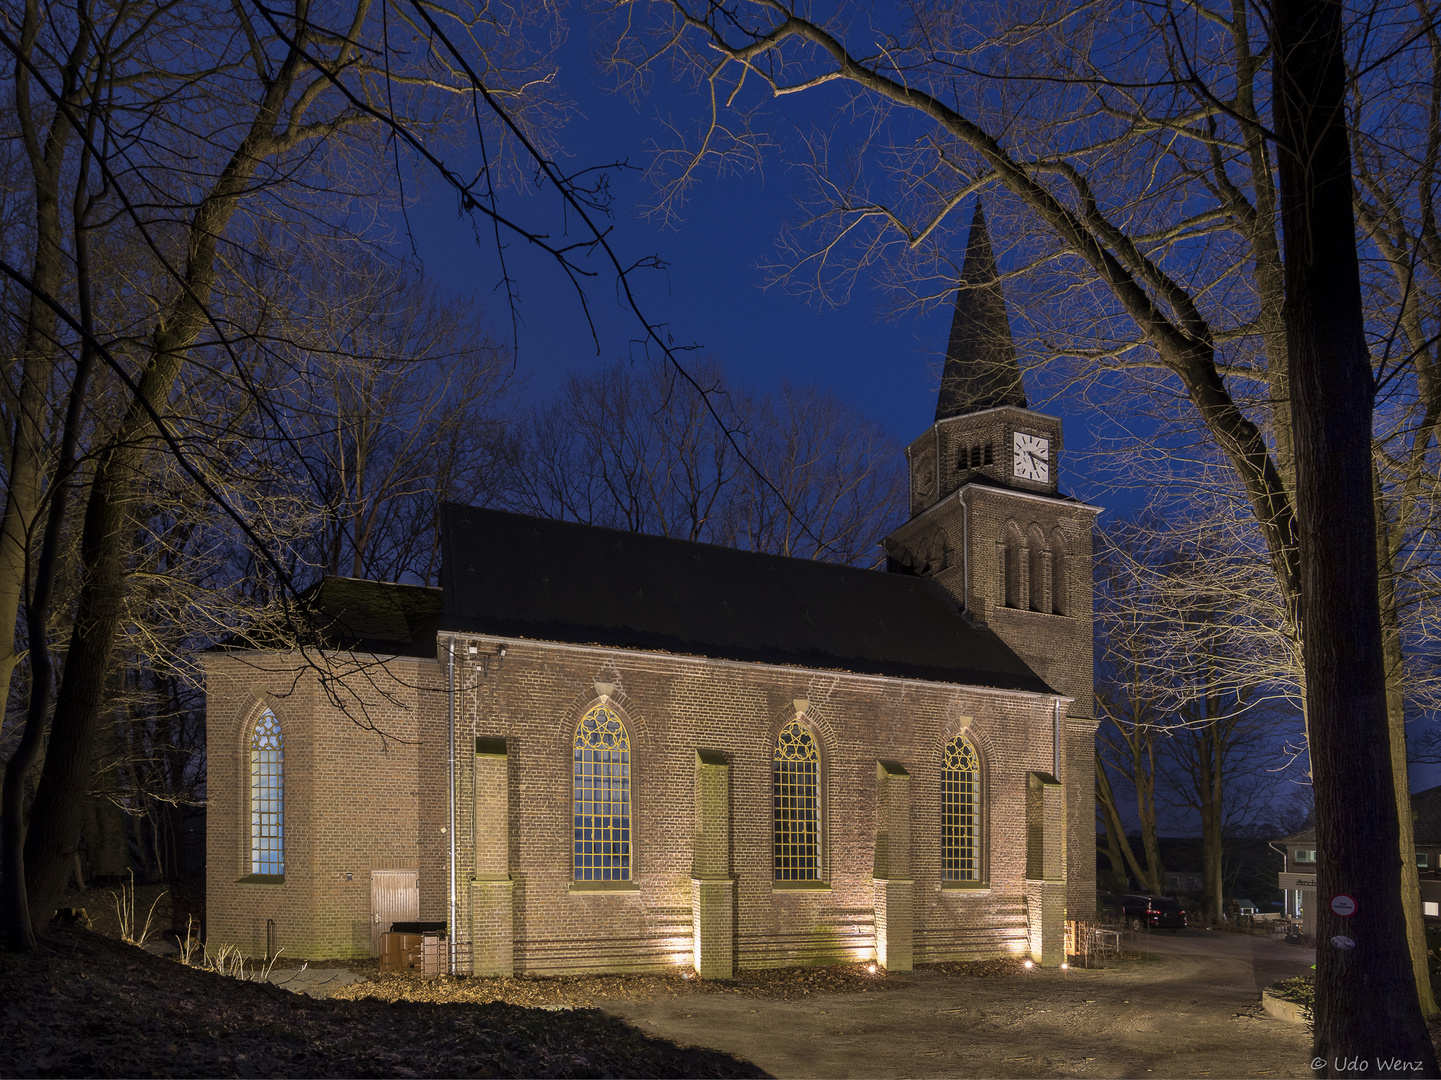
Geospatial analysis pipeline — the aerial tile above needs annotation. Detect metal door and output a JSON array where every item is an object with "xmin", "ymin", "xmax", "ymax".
[{"xmin": 370, "ymin": 869, "xmax": 420, "ymax": 956}]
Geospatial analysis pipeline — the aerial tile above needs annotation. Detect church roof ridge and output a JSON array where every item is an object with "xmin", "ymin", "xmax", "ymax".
[
  {"xmin": 935, "ymin": 200, "xmax": 1028, "ymax": 421},
  {"xmin": 439, "ymin": 502, "xmax": 1054, "ymax": 694}
]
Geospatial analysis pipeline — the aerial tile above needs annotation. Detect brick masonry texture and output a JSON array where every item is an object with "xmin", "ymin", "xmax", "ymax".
[
  {"xmin": 205, "ymin": 636, "xmax": 1088, "ymax": 973},
  {"xmin": 204, "ymin": 404, "xmax": 1098, "ymax": 974}
]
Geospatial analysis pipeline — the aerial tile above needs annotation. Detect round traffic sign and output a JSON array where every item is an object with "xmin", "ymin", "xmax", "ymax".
[{"xmin": 1331, "ymin": 894, "xmax": 1358, "ymax": 917}]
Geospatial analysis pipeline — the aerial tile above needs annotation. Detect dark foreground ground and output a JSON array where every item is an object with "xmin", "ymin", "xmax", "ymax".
[
  {"xmin": 0, "ymin": 926, "xmax": 765, "ymax": 1078},
  {"xmin": 3, "ymin": 919, "xmax": 1407, "ymax": 1079}
]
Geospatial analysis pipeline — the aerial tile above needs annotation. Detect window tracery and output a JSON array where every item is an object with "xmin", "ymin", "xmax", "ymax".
[
  {"xmin": 250, "ymin": 710, "xmax": 284, "ymax": 876},
  {"xmin": 941, "ymin": 736, "xmax": 979, "ymax": 881},
  {"xmin": 574, "ymin": 702, "xmax": 631, "ymax": 881},
  {"xmin": 774, "ymin": 721, "xmax": 821, "ymax": 880}
]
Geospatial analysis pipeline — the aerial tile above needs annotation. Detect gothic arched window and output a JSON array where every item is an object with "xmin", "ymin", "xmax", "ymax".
[
  {"xmin": 1050, "ymin": 529, "xmax": 1069, "ymax": 615},
  {"xmin": 573, "ymin": 702, "xmax": 632, "ymax": 881},
  {"xmin": 250, "ymin": 710, "xmax": 284, "ymax": 876},
  {"xmin": 774, "ymin": 720, "xmax": 821, "ymax": 880},
  {"xmin": 941, "ymin": 736, "xmax": 980, "ymax": 881}
]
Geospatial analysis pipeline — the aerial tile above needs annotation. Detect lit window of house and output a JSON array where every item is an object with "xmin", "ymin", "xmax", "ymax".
[{"xmin": 1294, "ymin": 849, "xmax": 1316, "ymax": 864}]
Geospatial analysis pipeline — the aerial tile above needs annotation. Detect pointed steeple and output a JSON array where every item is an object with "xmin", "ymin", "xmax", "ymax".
[{"xmin": 934, "ymin": 200, "xmax": 1027, "ymax": 421}]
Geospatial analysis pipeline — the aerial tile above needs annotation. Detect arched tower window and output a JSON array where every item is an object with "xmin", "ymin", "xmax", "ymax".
[
  {"xmin": 1050, "ymin": 529, "xmax": 1069, "ymax": 615},
  {"xmin": 1002, "ymin": 522, "xmax": 1023, "ymax": 609},
  {"xmin": 250, "ymin": 710, "xmax": 284, "ymax": 876},
  {"xmin": 573, "ymin": 702, "xmax": 631, "ymax": 881},
  {"xmin": 941, "ymin": 735, "xmax": 980, "ymax": 881},
  {"xmin": 774, "ymin": 720, "xmax": 821, "ymax": 880},
  {"xmin": 1028, "ymin": 524, "xmax": 1049, "ymax": 613}
]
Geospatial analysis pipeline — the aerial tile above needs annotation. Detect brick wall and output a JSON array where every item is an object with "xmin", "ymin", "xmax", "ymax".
[
  {"xmin": 207, "ymin": 639, "xmax": 1072, "ymax": 971},
  {"xmin": 446, "ymin": 639, "xmax": 1064, "ymax": 973},
  {"xmin": 203, "ymin": 651, "xmax": 443, "ymax": 959}
]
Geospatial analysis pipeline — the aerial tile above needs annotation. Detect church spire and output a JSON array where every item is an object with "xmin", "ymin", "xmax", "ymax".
[{"xmin": 934, "ymin": 200, "xmax": 1027, "ymax": 421}]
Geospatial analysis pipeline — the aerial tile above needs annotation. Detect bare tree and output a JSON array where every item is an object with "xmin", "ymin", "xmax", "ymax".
[
  {"xmin": 0, "ymin": 0, "xmax": 564, "ymax": 948},
  {"xmin": 250, "ymin": 242, "xmax": 517, "ymax": 585},
  {"xmin": 600, "ymin": 0, "xmax": 1441, "ymax": 1048},
  {"xmin": 509, "ymin": 355, "xmax": 905, "ymax": 564}
]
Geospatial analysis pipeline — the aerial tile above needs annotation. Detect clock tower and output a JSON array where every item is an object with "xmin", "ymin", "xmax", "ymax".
[{"xmin": 883, "ymin": 200, "xmax": 1099, "ymax": 912}]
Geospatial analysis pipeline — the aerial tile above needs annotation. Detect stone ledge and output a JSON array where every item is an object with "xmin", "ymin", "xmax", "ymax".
[
  {"xmin": 567, "ymin": 880, "xmax": 641, "ymax": 894},
  {"xmin": 1261, "ymin": 990, "xmax": 1310, "ymax": 1025}
]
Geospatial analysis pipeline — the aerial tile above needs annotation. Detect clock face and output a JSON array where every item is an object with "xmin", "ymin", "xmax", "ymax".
[{"xmin": 1012, "ymin": 431, "xmax": 1050, "ymax": 483}]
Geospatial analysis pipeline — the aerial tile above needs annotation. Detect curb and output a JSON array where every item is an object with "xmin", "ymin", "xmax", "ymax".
[{"xmin": 1261, "ymin": 989, "xmax": 1310, "ymax": 1025}]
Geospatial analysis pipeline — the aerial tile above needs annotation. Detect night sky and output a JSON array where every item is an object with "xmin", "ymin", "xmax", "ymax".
[{"xmin": 397, "ymin": 20, "xmax": 1127, "ymax": 518}]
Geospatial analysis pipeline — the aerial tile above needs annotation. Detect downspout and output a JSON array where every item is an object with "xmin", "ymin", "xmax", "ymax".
[
  {"xmin": 959, "ymin": 488, "xmax": 970, "ymax": 614},
  {"xmin": 1054, "ymin": 698, "xmax": 1062, "ymax": 779},
  {"xmin": 447, "ymin": 636, "xmax": 457, "ymax": 975}
]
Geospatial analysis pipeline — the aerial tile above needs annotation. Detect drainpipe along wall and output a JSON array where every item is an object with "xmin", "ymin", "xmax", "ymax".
[{"xmin": 447, "ymin": 636, "xmax": 456, "ymax": 975}]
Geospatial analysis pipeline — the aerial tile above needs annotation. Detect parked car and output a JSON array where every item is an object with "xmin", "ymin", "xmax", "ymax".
[{"xmin": 1118, "ymin": 894, "xmax": 1188, "ymax": 931}]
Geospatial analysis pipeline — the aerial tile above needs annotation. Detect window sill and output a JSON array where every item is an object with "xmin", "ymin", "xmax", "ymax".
[
  {"xmin": 236, "ymin": 873, "xmax": 285, "ymax": 885},
  {"xmin": 772, "ymin": 880, "xmax": 831, "ymax": 893},
  {"xmin": 568, "ymin": 879, "xmax": 640, "ymax": 894},
  {"xmin": 940, "ymin": 881, "xmax": 990, "ymax": 894}
]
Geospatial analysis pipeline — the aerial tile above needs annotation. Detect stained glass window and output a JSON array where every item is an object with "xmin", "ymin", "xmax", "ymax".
[
  {"xmin": 250, "ymin": 710, "xmax": 284, "ymax": 876},
  {"xmin": 574, "ymin": 702, "xmax": 631, "ymax": 881},
  {"xmin": 774, "ymin": 721, "xmax": 821, "ymax": 880},
  {"xmin": 942, "ymin": 736, "xmax": 979, "ymax": 881}
]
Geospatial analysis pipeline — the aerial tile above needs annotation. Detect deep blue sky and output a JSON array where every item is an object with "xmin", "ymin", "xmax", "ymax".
[{"xmin": 397, "ymin": 21, "xmax": 1125, "ymax": 516}]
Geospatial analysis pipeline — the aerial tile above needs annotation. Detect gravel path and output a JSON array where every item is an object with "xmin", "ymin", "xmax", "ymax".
[{"xmin": 595, "ymin": 930, "xmax": 1318, "ymax": 1079}]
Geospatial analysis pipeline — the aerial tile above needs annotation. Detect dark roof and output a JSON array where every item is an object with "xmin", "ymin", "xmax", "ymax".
[
  {"xmin": 935, "ymin": 200, "xmax": 1028, "ymax": 421},
  {"xmin": 439, "ymin": 503, "xmax": 1054, "ymax": 693},
  {"xmin": 221, "ymin": 577, "xmax": 441, "ymax": 658},
  {"xmin": 1415, "ymin": 785, "xmax": 1441, "ymax": 845}
]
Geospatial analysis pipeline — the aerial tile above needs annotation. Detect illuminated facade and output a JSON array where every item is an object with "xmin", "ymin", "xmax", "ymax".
[{"xmin": 203, "ymin": 204, "xmax": 1098, "ymax": 975}]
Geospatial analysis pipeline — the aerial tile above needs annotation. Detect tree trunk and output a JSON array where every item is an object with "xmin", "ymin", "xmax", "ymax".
[
  {"xmin": 1135, "ymin": 745, "xmax": 1164, "ymax": 896},
  {"xmin": 1375, "ymin": 465, "xmax": 1438, "ymax": 1017},
  {"xmin": 1194, "ymin": 725, "xmax": 1225, "ymax": 924},
  {"xmin": 14, "ymin": 21, "xmax": 317, "ymax": 937},
  {"xmin": 1096, "ymin": 752, "xmax": 1145, "ymax": 890},
  {"xmin": 1272, "ymin": 0, "xmax": 1437, "ymax": 1070}
]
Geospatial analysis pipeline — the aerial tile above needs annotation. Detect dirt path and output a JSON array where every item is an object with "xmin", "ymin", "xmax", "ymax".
[{"xmin": 596, "ymin": 931, "xmax": 1318, "ymax": 1079}]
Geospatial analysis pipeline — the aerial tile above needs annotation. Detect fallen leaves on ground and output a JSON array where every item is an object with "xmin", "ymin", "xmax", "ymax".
[
  {"xmin": 1, "ymin": 927, "xmax": 766, "ymax": 1078},
  {"xmin": 330, "ymin": 955, "xmax": 1028, "ymax": 1008}
]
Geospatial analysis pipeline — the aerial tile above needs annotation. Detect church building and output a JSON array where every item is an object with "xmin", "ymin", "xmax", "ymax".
[{"xmin": 202, "ymin": 203, "xmax": 1100, "ymax": 976}]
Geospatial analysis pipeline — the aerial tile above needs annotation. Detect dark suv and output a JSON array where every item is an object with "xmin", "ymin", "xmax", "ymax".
[{"xmin": 1118, "ymin": 894, "xmax": 1188, "ymax": 931}]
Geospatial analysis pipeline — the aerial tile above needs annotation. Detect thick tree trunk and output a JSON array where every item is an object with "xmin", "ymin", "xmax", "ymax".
[
  {"xmin": 0, "ymin": 0, "xmax": 83, "ymax": 953},
  {"xmin": 1273, "ymin": 0, "xmax": 1438, "ymax": 1071},
  {"xmin": 12, "ymin": 18, "xmax": 317, "ymax": 938}
]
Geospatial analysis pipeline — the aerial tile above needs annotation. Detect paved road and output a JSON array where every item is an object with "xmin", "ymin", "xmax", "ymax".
[
  {"xmin": 1127, "ymin": 925, "xmax": 1316, "ymax": 993},
  {"xmin": 597, "ymin": 931, "xmax": 1318, "ymax": 1079}
]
